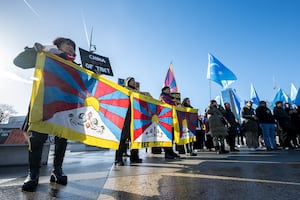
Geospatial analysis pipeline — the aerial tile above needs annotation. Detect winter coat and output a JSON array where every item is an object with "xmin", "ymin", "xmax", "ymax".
[
  {"xmin": 241, "ymin": 106, "xmax": 258, "ymax": 132},
  {"xmin": 273, "ymin": 106, "xmax": 291, "ymax": 130},
  {"xmin": 255, "ymin": 106, "xmax": 275, "ymax": 124},
  {"xmin": 224, "ymin": 109, "xmax": 238, "ymax": 135},
  {"xmin": 206, "ymin": 105, "xmax": 228, "ymax": 137}
]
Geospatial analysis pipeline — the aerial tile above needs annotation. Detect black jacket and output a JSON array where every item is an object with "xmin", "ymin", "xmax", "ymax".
[{"xmin": 255, "ymin": 106, "xmax": 275, "ymax": 124}]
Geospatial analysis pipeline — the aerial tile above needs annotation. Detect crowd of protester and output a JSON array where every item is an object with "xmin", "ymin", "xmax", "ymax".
[
  {"xmin": 15, "ymin": 36, "xmax": 300, "ymax": 193},
  {"xmin": 200, "ymin": 100, "xmax": 300, "ymax": 154},
  {"xmin": 119, "ymin": 98, "xmax": 300, "ymax": 162}
]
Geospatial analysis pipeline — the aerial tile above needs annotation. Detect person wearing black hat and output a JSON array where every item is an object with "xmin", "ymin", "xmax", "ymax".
[
  {"xmin": 115, "ymin": 77, "xmax": 143, "ymax": 166},
  {"xmin": 255, "ymin": 101, "xmax": 277, "ymax": 150},
  {"xmin": 273, "ymin": 101, "xmax": 293, "ymax": 149},
  {"xmin": 17, "ymin": 37, "xmax": 77, "ymax": 192}
]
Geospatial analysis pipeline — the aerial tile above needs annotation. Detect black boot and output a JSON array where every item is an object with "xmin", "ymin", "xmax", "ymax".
[
  {"xmin": 50, "ymin": 137, "xmax": 68, "ymax": 185},
  {"xmin": 176, "ymin": 144, "xmax": 185, "ymax": 154},
  {"xmin": 22, "ymin": 132, "xmax": 47, "ymax": 192},
  {"xmin": 130, "ymin": 149, "xmax": 142, "ymax": 163},
  {"xmin": 220, "ymin": 144, "xmax": 229, "ymax": 154},
  {"xmin": 50, "ymin": 168, "xmax": 67, "ymax": 185},
  {"xmin": 22, "ymin": 170, "xmax": 39, "ymax": 192},
  {"xmin": 164, "ymin": 147, "xmax": 175, "ymax": 159},
  {"xmin": 151, "ymin": 147, "xmax": 162, "ymax": 154},
  {"xmin": 115, "ymin": 149, "xmax": 124, "ymax": 166}
]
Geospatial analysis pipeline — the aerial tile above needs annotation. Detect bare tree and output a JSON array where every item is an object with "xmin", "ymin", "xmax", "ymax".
[{"xmin": 0, "ymin": 104, "xmax": 17, "ymax": 123}]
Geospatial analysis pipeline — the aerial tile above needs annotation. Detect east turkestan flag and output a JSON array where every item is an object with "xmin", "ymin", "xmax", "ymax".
[
  {"xmin": 207, "ymin": 53, "xmax": 237, "ymax": 89},
  {"xmin": 250, "ymin": 83, "xmax": 260, "ymax": 108}
]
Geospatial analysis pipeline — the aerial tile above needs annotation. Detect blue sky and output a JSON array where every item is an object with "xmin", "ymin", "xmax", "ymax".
[{"xmin": 1, "ymin": 0, "xmax": 300, "ymax": 115}]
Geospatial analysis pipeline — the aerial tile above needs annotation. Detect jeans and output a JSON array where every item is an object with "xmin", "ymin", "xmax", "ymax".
[{"xmin": 259, "ymin": 123, "xmax": 276, "ymax": 148}]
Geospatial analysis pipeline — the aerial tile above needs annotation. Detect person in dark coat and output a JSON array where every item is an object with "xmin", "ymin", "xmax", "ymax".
[
  {"xmin": 17, "ymin": 37, "xmax": 77, "ymax": 192},
  {"xmin": 290, "ymin": 104, "xmax": 300, "ymax": 148},
  {"xmin": 223, "ymin": 102, "xmax": 239, "ymax": 152},
  {"xmin": 255, "ymin": 101, "xmax": 277, "ymax": 150},
  {"xmin": 241, "ymin": 100, "xmax": 259, "ymax": 151},
  {"xmin": 206, "ymin": 100, "xmax": 229, "ymax": 154},
  {"xmin": 115, "ymin": 77, "xmax": 143, "ymax": 166},
  {"xmin": 177, "ymin": 97, "xmax": 197, "ymax": 156},
  {"xmin": 273, "ymin": 101, "xmax": 293, "ymax": 149},
  {"xmin": 160, "ymin": 86, "xmax": 180, "ymax": 159},
  {"xmin": 284, "ymin": 103, "xmax": 299, "ymax": 148}
]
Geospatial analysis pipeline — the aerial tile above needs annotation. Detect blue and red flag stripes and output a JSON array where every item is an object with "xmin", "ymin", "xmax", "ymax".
[
  {"xmin": 29, "ymin": 52, "xmax": 130, "ymax": 149},
  {"xmin": 130, "ymin": 93, "xmax": 173, "ymax": 149},
  {"xmin": 164, "ymin": 63, "xmax": 179, "ymax": 93}
]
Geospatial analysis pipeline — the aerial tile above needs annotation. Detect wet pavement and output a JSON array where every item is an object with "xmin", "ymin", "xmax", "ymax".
[{"xmin": 1, "ymin": 145, "xmax": 300, "ymax": 200}]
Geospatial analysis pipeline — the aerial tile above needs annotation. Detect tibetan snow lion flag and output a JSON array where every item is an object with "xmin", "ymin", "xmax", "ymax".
[
  {"xmin": 130, "ymin": 92, "xmax": 173, "ymax": 149},
  {"xmin": 164, "ymin": 63, "xmax": 179, "ymax": 93},
  {"xmin": 173, "ymin": 107, "xmax": 198, "ymax": 145},
  {"xmin": 28, "ymin": 52, "xmax": 130, "ymax": 149}
]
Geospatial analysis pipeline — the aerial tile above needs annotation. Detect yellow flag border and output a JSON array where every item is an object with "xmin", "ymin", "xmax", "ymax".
[
  {"xmin": 173, "ymin": 106, "xmax": 198, "ymax": 145},
  {"xmin": 28, "ymin": 52, "xmax": 130, "ymax": 149},
  {"xmin": 130, "ymin": 92, "xmax": 173, "ymax": 149}
]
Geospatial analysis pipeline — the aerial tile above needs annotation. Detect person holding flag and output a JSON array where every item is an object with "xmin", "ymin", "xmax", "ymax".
[
  {"xmin": 115, "ymin": 77, "xmax": 143, "ymax": 166},
  {"xmin": 15, "ymin": 37, "xmax": 77, "ymax": 192},
  {"xmin": 160, "ymin": 86, "xmax": 180, "ymax": 159},
  {"xmin": 179, "ymin": 97, "xmax": 197, "ymax": 156}
]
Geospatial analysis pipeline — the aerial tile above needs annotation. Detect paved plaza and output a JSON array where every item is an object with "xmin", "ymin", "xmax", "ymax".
[{"xmin": 1, "ymin": 145, "xmax": 300, "ymax": 200}]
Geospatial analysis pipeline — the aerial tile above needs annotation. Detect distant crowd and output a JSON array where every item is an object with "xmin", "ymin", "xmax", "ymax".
[{"xmin": 201, "ymin": 99, "xmax": 300, "ymax": 154}]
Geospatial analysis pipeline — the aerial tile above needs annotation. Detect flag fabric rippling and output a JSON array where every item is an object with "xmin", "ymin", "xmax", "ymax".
[
  {"xmin": 130, "ymin": 92, "xmax": 173, "ymax": 149},
  {"xmin": 250, "ymin": 83, "xmax": 260, "ymax": 108},
  {"xmin": 271, "ymin": 88, "xmax": 292, "ymax": 109},
  {"xmin": 164, "ymin": 63, "xmax": 178, "ymax": 92},
  {"xmin": 207, "ymin": 53, "xmax": 237, "ymax": 89},
  {"xmin": 173, "ymin": 106, "xmax": 198, "ymax": 145},
  {"xmin": 29, "ymin": 52, "xmax": 130, "ymax": 149}
]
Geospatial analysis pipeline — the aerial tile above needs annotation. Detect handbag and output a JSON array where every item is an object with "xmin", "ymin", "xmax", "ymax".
[{"xmin": 13, "ymin": 46, "xmax": 37, "ymax": 69}]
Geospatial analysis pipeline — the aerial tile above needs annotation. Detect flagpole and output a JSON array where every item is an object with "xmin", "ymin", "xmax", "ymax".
[
  {"xmin": 209, "ymin": 80, "xmax": 212, "ymax": 100},
  {"xmin": 229, "ymin": 89, "xmax": 238, "ymax": 119}
]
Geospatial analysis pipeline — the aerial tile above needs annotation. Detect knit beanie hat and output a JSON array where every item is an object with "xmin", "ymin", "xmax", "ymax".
[{"xmin": 125, "ymin": 77, "xmax": 134, "ymax": 87}]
